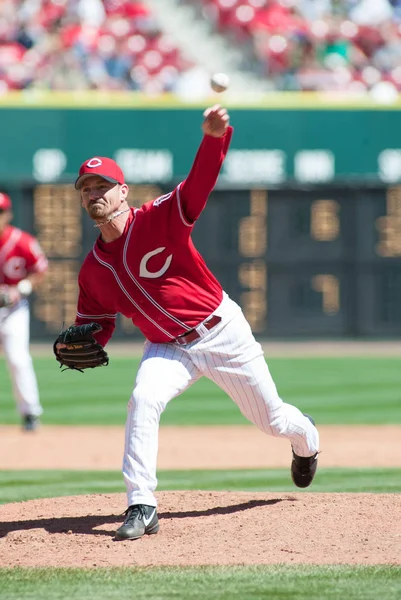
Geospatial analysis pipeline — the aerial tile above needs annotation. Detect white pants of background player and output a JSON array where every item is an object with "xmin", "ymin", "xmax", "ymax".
[
  {"xmin": 0, "ymin": 300, "xmax": 43, "ymax": 418},
  {"xmin": 123, "ymin": 292, "xmax": 319, "ymax": 508}
]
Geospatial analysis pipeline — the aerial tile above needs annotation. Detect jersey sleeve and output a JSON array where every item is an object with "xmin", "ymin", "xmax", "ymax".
[
  {"xmin": 142, "ymin": 127, "xmax": 233, "ymax": 243},
  {"xmin": 75, "ymin": 272, "xmax": 117, "ymax": 348},
  {"xmin": 179, "ymin": 126, "xmax": 233, "ymax": 223},
  {"xmin": 21, "ymin": 233, "xmax": 48, "ymax": 274}
]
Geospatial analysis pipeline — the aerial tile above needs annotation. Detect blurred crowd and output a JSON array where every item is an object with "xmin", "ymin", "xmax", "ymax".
[
  {"xmin": 202, "ymin": 0, "xmax": 401, "ymax": 95},
  {"xmin": 0, "ymin": 0, "xmax": 193, "ymax": 93},
  {"xmin": 2, "ymin": 0, "xmax": 401, "ymax": 95}
]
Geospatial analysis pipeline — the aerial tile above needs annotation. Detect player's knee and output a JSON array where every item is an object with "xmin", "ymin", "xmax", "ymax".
[
  {"xmin": 131, "ymin": 386, "xmax": 168, "ymax": 416},
  {"xmin": 268, "ymin": 414, "xmax": 288, "ymax": 437}
]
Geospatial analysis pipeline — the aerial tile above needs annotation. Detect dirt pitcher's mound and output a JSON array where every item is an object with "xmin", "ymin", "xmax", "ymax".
[{"xmin": 0, "ymin": 491, "xmax": 400, "ymax": 567}]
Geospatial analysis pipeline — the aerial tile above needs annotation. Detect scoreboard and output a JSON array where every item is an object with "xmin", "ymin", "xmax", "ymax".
[
  {"xmin": 24, "ymin": 183, "xmax": 401, "ymax": 340},
  {"xmin": 192, "ymin": 186, "xmax": 401, "ymax": 338}
]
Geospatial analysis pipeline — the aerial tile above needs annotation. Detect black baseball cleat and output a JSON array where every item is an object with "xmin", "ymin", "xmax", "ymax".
[
  {"xmin": 291, "ymin": 413, "xmax": 318, "ymax": 488},
  {"xmin": 115, "ymin": 504, "xmax": 159, "ymax": 540},
  {"xmin": 22, "ymin": 415, "xmax": 40, "ymax": 432}
]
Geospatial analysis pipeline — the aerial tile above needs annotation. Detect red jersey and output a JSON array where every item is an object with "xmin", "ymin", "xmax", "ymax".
[
  {"xmin": 0, "ymin": 226, "xmax": 48, "ymax": 285},
  {"xmin": 76, "ymin": 128, "xmax": 233, "ymax": 346}
]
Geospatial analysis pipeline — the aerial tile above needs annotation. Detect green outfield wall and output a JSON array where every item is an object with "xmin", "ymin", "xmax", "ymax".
[
  {"xmin": 1, "ymin": 92, "xmax": 401, "ymax": 340},
  {"xmin": 1, "ymin": 91, "xmax": 401, "ymax": 185}
]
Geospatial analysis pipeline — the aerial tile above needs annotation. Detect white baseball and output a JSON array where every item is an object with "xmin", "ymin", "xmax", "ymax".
[{"xmin": 210, "ymin": 73, "xmax": 230, "ymax": 93}]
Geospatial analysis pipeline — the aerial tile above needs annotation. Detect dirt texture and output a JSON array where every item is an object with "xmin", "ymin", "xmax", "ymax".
[
  {"xmin": 0, "ymin": 423, "xmax": 400, "ymax": 567},
  {"xmin": 1, "ymin": 491, "xmax": 400, "ymax": 567},
  {"xmin": 1, "ymin": 425, "xmax": 401, "ymax": 470}
]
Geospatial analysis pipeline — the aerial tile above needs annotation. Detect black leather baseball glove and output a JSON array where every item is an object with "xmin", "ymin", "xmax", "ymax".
[{"xmin": 53, "ymin": 322, "xmax": 109, "ymax": 372}]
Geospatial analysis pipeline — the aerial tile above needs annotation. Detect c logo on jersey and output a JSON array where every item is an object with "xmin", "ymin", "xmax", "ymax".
[
  {"xmin": 139, "ymin": 247, "xmax": 172, "ymax": 279},
  {"xmin": 87, "ymin": 158, "xmax": 102, "ymax": 168},
  {"xmin": 3, "ymin": 256, "xmax": 27, "ymax": 280}
]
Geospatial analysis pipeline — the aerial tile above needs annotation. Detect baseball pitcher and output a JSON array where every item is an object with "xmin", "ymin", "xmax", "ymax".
[{"xmin": 54, "ymin": 105, "xmax": 320, "ymax": 540}]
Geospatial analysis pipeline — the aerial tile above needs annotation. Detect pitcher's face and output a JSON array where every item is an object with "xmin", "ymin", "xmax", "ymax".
[{"xmin": 80, "ymin": 176, "xmax": 128, "ymax": 220}]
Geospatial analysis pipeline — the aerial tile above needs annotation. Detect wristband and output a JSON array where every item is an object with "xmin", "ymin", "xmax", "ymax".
[{"xmin": 17, "ymin": 279, "xmax": 33, "ymax": 297}]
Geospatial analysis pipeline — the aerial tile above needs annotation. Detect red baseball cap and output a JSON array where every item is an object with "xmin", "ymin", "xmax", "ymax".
[
  {"xmin": 0, "ymin": 192, "xmax": 12, "ymax": 211},
  {"xmin": 75, "ymin": 156, "xmax": 125, "ymax": 190}
]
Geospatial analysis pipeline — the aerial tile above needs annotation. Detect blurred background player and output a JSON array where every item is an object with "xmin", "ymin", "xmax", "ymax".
[{"xmin": 0, "ymin": 192, "xmax": 48, "ymax": 431}]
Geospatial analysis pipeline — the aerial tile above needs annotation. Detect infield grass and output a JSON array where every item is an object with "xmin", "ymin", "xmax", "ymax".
[
  {"xmin": 0, "ymin": 356, "xmax": 400, "ymax": 425},
  {"xmin": 0, "ymin": 566, "xmax": 400, "ymax": 600},
  {"xmin": 0, "ymin": 468, "xmax": 400, "ymax": 505}
]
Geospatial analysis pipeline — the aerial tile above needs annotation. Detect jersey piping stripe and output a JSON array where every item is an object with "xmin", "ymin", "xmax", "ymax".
[
  {"xmin": 92, "ymin": 246, "xmax": 175, "ymax": 339},
  {"xmin": 122, "ymin": 216, "xmax": 192, "ymax": 331},
  {"xmin": 153, "ymin": 192, "xmax": 173, "ymax": 207},
  {"xmin": 76, "ymin": 311, "xmax": 117, "ymax": 320},
  {"xmin": 176, "ymin": 183, "xmax": 192, "ymax": 227}
]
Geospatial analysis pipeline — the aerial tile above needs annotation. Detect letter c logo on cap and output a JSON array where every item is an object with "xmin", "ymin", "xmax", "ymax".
[{"xmin": 87, "ymin": 158, "xmax": 102, "ymax": 168}]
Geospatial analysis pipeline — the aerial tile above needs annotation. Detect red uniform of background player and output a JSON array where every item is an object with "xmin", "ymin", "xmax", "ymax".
[
  {"xmin": 58, "ymin": 105, "xmax": 319, "ymax": 540},
  {"xmin": 0, "ymin": 192, "xmax": 48, "ymax": 431}
]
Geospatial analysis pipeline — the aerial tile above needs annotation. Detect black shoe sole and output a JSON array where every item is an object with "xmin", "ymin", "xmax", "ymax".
[
  {"xmin": 291, "ymin": 414, "xmax": 318, "ymax": 487},
  {"xmin": 291, "ymin": 457, "xmax": 318, "ymax": 488}
]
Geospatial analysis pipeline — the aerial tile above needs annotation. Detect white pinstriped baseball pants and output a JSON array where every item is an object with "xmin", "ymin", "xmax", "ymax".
[
  {"xmin": 123, "ymin": 293, "xmax": 319, "ymax": 508},
  {"xmin": 0, "ymin": 301, "xmax": 43, "ymax": 418}
]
